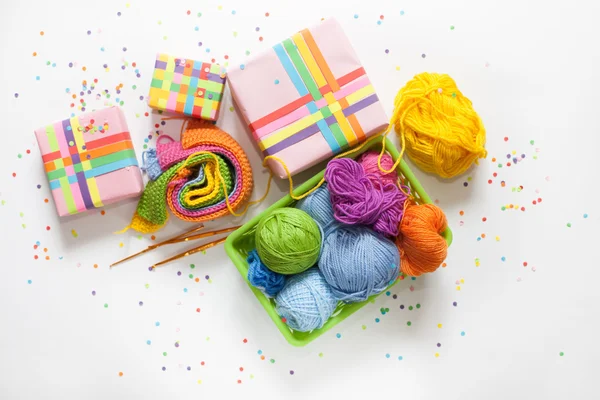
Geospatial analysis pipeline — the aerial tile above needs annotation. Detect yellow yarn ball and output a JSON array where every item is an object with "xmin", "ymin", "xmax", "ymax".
[{"xmin": 392, "ymin": 72, "xmax": 487, "ymax": 178}]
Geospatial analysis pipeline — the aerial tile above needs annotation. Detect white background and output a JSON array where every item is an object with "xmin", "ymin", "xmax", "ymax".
[{"xmin": 1, "ymin": 0, "xmax": 599, "ymax": 399}]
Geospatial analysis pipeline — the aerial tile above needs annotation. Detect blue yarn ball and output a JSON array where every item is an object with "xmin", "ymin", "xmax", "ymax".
[
  {"xmin": 296, "ymin": 185, "xmax": 338, "ymax": 235},
  {"xmin": 141, "ymin": 148, "xmax": 163, "ymax": 181},
  {"xmin": 319, "ymin": 225, "xmax": 400, "ymax": 303},
  {"xmin": 247, "ymin": 250, "xmax": 286, "ymax": 297},
  {"xmin": 275, "ymin": 268, "xmax": 338, "ymax": 332}
]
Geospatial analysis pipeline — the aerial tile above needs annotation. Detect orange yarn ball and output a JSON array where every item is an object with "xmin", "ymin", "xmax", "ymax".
[{"xmin": 396, "ymin": 203, "xmax": 448, "ymax": 276}]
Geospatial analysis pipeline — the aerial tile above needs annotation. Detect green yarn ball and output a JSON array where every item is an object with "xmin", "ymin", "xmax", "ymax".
[{"xmin": 255, "ymin": 208, "xmax": 322, "ymax": 275}]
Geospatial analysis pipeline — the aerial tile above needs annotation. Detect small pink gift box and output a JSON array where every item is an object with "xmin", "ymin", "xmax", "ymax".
[
  {"xmin": 227, "ymin": 18, "xmax": 388, "ymax": 179},
  {"xmin": 34, "ymin": 107, "xmax": 144, "ymax": 217}
]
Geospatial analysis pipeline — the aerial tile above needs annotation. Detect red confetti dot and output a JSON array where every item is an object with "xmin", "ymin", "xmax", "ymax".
[
  {"xmin": 224, "ymin": 55, "xmax": 229, "ymax": 60},
  {"xmin": 259, "ymin": 36, "xmax": 263, "ymax": 42},
  {"xmin": 239, "ymin": 367, "xmax": 244, "ymax": 372},
  {"xmin": 380, "ymin": 15, "xmax": 385, "ymax": 20},
  {"xmin": 196, "ymin": 308, "xmax": 201, "ymax": 312},
  {"xmin": 533, "ymin": 200, "xmax": 537, "ymax": 205},
  {"xmin": 100, "ymin": 210, "xmax": 106, "ymax": 215},
  {"xmin": 154, "ymin": 123, "xmax": 159, "ymax": 128},
  {"xmin": 201, "ymin": 361, "xmax": 205, "ymax": 366},
  {"xmin": 132, "ymin": 62, "xmax": 137, "ymax": 67},
  {"xmin": 33, "ymin": 245, "xmax": 38, "ymax": 249},
  {"xmin": 243, "ymin": 338, "xmax": 248, "ymax": 343},
  {"xmin": 237, "ymin": 380, "xmax": 242, "ymax": 384},
  {"xmin": 211, "ymin": 58, "xmax": 216, "ymax": 63},
  {"xmin": 93, "ymin": 78, "xmax": 98, "ymax": 83},
  {"xmin": 151, "ymin": 235, "xmax": 156, "ymax": 240},
  {"xmin": 144, "ymin": 112, "xmax": 149, "ymax": 117},
  {"xmin": 538, "ymin": 198, "xmax": 542, "ymax": 203},
  {"xmin": 506, "ymin": 162, "xmax": 511, "ymax": 167},
  {"xmin": 26, "ymin": 149, "xmax": 31, "ymax": 154},
  {"xmin": 90, "ymin": 119, "xmax": 95, "ymax": 124},
  {"xmin": 504, "ymin": 137, "xmax": 509, "ymax": 141},
  {"xmin": 521, "ymin": 207, "xmax": 525, "ymax": 211},
  {"xmin": 523, "ymin": 262, "xmax": 528, "ymax": 267},
  {"xmin": 186, "ymin": 10, "xmax": 191, "ymax": 15},
  {"xmin": 34, "ymin": 255, "xmax": 39, "ymax": 260},
  {"xmin": 46, "ymin": 226, "xmax": 51, "ymax": 231},
  {"xmin": 487, "ymin": 179, "xmax": 492, "ymax": 184},
  {"xmin": 265, "ymin": 12, "xmax": 270, "ymax": 17},
  {"xmin": 482, "ymin": 217, "xmax": 487, "ymax": 222},
  {"xmin": 281, "ymin": 317, "xmax": 287, "ymax": 323},
  {"xmin": 493, "ymin": 172, "xmax": 497, "ymax": 177},
  {"xmin": 12, "ymin": 172, "xmax": 16, "ymax": 177}
]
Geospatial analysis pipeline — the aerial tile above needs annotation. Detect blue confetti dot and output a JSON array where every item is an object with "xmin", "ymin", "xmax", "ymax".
[
  {"xmin": 584, "ymin": 213, "xmax": 588, "ymax": 218},
  {"xmin": 461, "ymin": 331, "xmax": 466, "ymax": 336},
  {"xmin": 240, "ymin": 64, "xmax": 245, "ymax": 70},
  {"xmin": 146, "ymin": 340, "xmax": 151, "ymax": 345},
  {"xmin": 257, "ymin": 350, "xmax": 263, "ymax": 355},
  {"xmin": 206, "ymin": 48, "xmax": 210, "ymax": 53},
  {"xmin": 377, "ymin": 20, "xmax": 382, "ymax": 25},
  {"xmin": 195, "ymin": 26, "xmax": 199, "ymax": 31},
  {"xmin": 27, "ymin": 280, "xmax": 32, "ymax": 284},
  {"xmin": 100, "ymin": 47, "xmax": 105, "ymax": 52},
  {"xmin": 385, "ymin": 353, "xmax": 390, "ymax": 358},
  {"xmin": 501, "ymin": 256, "xmax": 506, "ymax": 262},
  {"xmin": 400, "ymin": 10, "xmax": 405, "ymax": 15},
  {"xmin": 477, "ymin": 237, "xmax": 481, "ymax": 241},
  {"xmin": 336, "ymin": 333, "xmax": 341, "ymax": 339},
  {"xmin": 35, "ymin": 76, "xmax": 40, "ymax": 81},
  {"xmin": 398, "ymin": 356, "xmax": 403, "ymax": 360},
  {"xmin": 183, "ymin": 288, "xmax": 188, "ymax": 292},
  {"xmin": 354, "ymin": 14, "xmax": 359, "ymax": 19},
  {"xmin": 375, "ymin": 318, "xmax": 380, "ymax": 323},
  {"xmin": 385, "ymin": 291, "xmax": 391, "ymax": 296},
  {"xmin": 232, "ymin": 10, "xmax": 236, "ymax": 15},
  {"xmin": 155, "ymin": 321, "xmax": 160, "ymax": 327},
  {"xmin": 274, "ymin": 79, "xmax": 279, "ymax": 84}
]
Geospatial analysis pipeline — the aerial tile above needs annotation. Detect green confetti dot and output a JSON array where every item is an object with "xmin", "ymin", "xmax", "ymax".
[
  {"xmin": 189, "ymin": 274, "xmax": 194, "ymax": 279},
  {"xmin": 416, "ymin": 303, "xmax": 421, "ymax": 309},
  {"xmin": 450, "ymin": 25, "xmax": 455, "ymax": 30},
  {"xmin": 145, "ymin": 283, "xmax": 150, "ymax": 288},
  {"xmin": 197, "ymin": 12, "xmax": 202, "ymax": 17},
  {"xmin": 559, "ymin": 351, "xmax": 564, "ymax": 356},
  {"xmin": 567, "ymin": 223, "xmax": 571, "ymax": 228},
  {"xmin": 17, "ymin": 153, "xmax": 22, "ymax": 158},
  {"xmin": 362, "ymin": 325, "xmax": 367, "ymax": 330},
  {"xmin": 104, "ymin": 303, "xmax": 108, "ymax": 308},
  {"xmin": 190, "ymin": 264, "xmax": 196, "ymax": 269},
  {"xmin": 163, "ymin": 352, "xmax": 167, "ymax": 356},
  {"xmin": 409, "ymin": 306, "xmax": 413, "ymax": 311},
  {"xmin": 270, "ymin": 359, "xmax": 275, "ymax": 364},
  {"xmin": 407, "ymin": 321, "xmax": 412, "ymax": 326},
  {"xmin": 318, "ymin": 352, "xmax": 323, "ymax": 357},
  {"xmin": 132, "ymin": 85, "xmax": 137, "ymax": 90},
  {"xmin": 452, "ymin": 92, "xmax": 457, "ymax": 98},
  {"xmin": 530, "ymin": 140, "xmax": 535, "ymax": 145}
]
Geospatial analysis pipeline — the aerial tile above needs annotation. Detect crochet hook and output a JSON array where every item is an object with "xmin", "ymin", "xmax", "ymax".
[{"xmin": 151, "ymin": 236, "xmax": 228, "ymax": 269}]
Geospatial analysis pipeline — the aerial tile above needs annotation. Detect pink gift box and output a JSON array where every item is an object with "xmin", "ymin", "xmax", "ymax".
[
  {"xmin": 34, "ymin": 107, "xmax": 144, "ymax": 217},
  {"xmin": 227, "ymin": 18, "xmax": 388, "ymax": 179}
]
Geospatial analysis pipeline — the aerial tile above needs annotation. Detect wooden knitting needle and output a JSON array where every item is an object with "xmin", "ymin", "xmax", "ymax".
[
  {"xmin": 110, "ymin": 224, "xmax": 205, "ymax": 267},
  {"xmin": 151, "ymin": 236, "xmax": 228, "ymax": 269}
]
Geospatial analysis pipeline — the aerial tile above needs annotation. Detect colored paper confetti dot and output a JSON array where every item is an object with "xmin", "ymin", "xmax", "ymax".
[
  {"xmin": 155, "ymin": 322, "xmax": 160, "ymax": 327},
  {"xmin": 27, "ymin": 280, "xmax": 32, "ymax": 284},
  {"xmin": 354, "ymin": 14, "xmax": 359, "ymax": 18},
  {"xmin": 584, "ymin": 213, "xmax": 588, "ymax": 218},
  {"xmin": 422, "ymin": 54, "xmax": 426, "ymax": 58},
  {"xmin": 461, "ymin": 331, "xmax": 466, "ymax": 336},
  {"xmin": 559, "ymin": 351, "xmax": 564, "ymax": 356},
  {"xmin": 163, "ymin": 352, "xmax": 167, "ymax": 356},
  {"xmin": 104, "ymin": 304, "xmax": 108, "ymax": 308},
  {"xmin": 407, "ymin": 321, "xmax": 411, "ymax": 326},
  {"xmin": 438, "ymin": 323, "xmax": 443, "ymax": 328},
  {"xmin": 274, "ymin": 79, "xmax": 279, "ymax": 84},
  {"xmin": 336, "ymin": 333, "xmax": 341, "ymax": 338},
  {"xmin": 435, "ymin": 353, "xmax": 440, "ymax": 358},
  {"xmin": 450, "ymin": 25, "xmax": 455, "ymax": 30},
  {"xmin": 385, "ymin": 353, "xmax": 390, "ymax": 358},
  {"xmin": 162, "ymin": 367, "xmax": 166, "ymax": 371},
  {"xmin": 14, "ymin": 93, "xmax": 18, "ymax": 98},
  {"xmin": 567, "ymin": 223, "xmax": 572, "ymax": 228},
  {"xmin": 400, "ymin": 10, "xmax": 405, "ymax": 15}
]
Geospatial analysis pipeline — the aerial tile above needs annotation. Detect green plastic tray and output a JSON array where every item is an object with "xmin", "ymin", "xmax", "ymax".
[{"xmin": 224, "ymin": 137, "xmax": 453, "ymax": 346}]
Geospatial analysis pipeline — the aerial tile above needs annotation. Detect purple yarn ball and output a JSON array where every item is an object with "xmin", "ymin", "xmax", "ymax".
[{"xmin": 324, "ymin": 158, "xmax": 407, "ymax": 236}]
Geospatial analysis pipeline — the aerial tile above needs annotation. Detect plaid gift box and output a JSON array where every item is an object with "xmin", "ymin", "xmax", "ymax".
[
  {"xmin": 228, "ymin": 18, "xmax": 388, "ymax": 178},
  {"xmin": 148, "ymin": 53, "xmax": 226, "ymax": 121},
  {"xmin": 34, "ymin": 107, "xmax": 144, "ymax": 217}
]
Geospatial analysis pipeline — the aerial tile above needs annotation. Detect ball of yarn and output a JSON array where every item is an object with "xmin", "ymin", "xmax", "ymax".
[
  {"xmin": 357, "ymin": 151, "xmax": 398, "ymax": 188},
  {"xmin": 255, "ymin": 208, "xmax": 322, "ymax": 275},
  {"xmin": 275, "ymin": 268, "xmax": 338, "ymax": 332},
  {"xmin": 325, "ymin": 158, "xmax": 407, "ymax": 237},
  {"xmin": 392, "ymin": 72, "xmax": 487, "ymax": 178},
  {"xmin": 319, "ymin": 226, "xmax": 400, "ymax": 302},
  {"xmin": 396, "ymin": 203, "xmax": 448, "ymax": 276},
  {"xmin": 295, "ymin": 185, "xmax": 338, "ymax": 235},
  {"xmin": 247, "ymin": 250, "xmax": 286, "ymax": 297}
]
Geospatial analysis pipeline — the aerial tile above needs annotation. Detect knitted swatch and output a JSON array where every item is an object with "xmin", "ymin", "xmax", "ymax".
[{"xmin": 128, "ymin": 121, "xmax": 253, "ymax": 233}]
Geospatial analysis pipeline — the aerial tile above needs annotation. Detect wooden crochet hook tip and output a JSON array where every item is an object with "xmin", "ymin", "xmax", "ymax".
[
  {"xmin": 151, "ymin": 237, "xmax": 228, "ymax": 269},
  {"xmin": 110, "ymin": 224, "xmax": 205, "ymax": 267}
]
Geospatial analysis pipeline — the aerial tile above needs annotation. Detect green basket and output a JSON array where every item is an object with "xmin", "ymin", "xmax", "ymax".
[{"xmin": 224, "ymin": 137, "xmax": 453, "ymax": 346}]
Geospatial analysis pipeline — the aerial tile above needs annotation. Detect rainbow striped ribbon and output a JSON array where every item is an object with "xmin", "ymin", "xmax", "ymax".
[
  {"xmin": 41, "ymin": 117, "xmax": 138, "ymax": 215},
  {"xmin": 249, "ymin": 29, "xmax": 379, "ymax": 157}
]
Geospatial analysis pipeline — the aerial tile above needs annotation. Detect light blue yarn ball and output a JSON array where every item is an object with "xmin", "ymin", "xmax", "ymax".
[
  {"xmin": 296, "ymin": 185, "xmax": 338, "ymax": 235},
  {"xmin": 319, "ymin": 225, "xmax": 400, "ymax": 303},
  {"xmin": 275, "ymin": 268, "xmax": 338, "ymax": 332},
  {"xmin": 247, "ymin": 249, "xmax": 286, "ymax": 297},
  {"xmin": 141, "ymin": 148, "xmax": 163, "ymax": 181}
]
